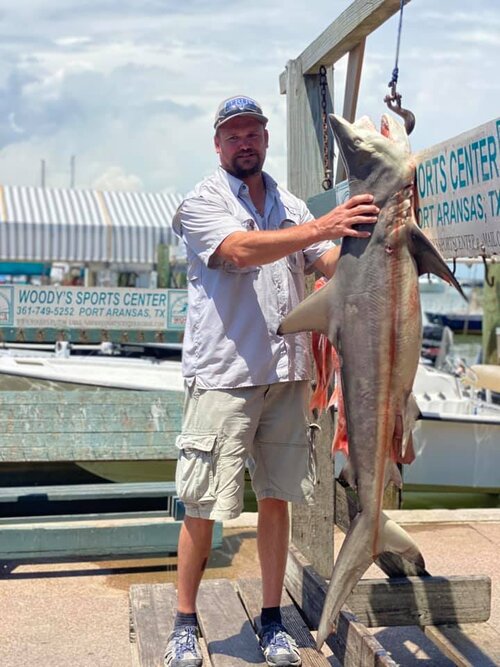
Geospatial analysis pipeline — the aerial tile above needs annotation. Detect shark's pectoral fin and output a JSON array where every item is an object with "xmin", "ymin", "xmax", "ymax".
[
  {"xmin": 379, "ymin": 514, "xmax": 426, "ymax": 569},
  {"xmin": 278, "ymin": 279, "xmax": 338, "ymax": 336},
  {"xmin": 407, "ymin": 222, "xmax": 467, "ymax": 300}
]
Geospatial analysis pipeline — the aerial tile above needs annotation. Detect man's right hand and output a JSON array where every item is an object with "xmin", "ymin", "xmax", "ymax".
[{"xmin": 315, "ymin": 194, "xmax": 379, "ymax": 241}]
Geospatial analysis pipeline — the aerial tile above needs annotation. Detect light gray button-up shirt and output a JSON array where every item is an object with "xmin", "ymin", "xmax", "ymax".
[{"xmin": 172, "ymin": 166, "xmax": 333, "ymax": 389}]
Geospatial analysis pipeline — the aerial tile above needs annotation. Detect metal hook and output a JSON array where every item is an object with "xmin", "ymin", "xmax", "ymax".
[
  {"xmin": 384, "ymin": 85, "xmax": 415, "ymax": 135},
  {"xmin": 481, "ymin": 253, "xmax": 495, "ymax": 287}
]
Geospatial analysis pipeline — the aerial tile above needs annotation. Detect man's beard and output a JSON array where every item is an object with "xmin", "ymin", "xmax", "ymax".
[{"xmin": 228, "ymin": 153, "xmax": 264, "ymax": 179}]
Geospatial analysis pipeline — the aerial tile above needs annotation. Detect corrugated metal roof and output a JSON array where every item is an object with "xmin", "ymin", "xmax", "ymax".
[{"xmin": 0, "ymin": 184, "xmax": 183, "ymax": 264}]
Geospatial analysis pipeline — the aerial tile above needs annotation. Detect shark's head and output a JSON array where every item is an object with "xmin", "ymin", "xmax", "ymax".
[{"xmin": 329, "ymin": 114, "xmax": 415, "ymax": 206}]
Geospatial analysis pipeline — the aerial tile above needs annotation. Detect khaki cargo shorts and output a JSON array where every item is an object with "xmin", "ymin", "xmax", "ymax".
[{"xmin": 175, "ymin": 380, "xmax": 317, "ymax": 521}]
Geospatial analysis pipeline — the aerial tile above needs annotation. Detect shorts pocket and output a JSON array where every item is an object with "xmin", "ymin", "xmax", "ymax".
[{"xmin": 175, "ymin": 433, "xmax": 217, "ymax": 504}]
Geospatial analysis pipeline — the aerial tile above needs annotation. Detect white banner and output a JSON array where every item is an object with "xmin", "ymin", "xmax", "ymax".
[
  {"xmin": 415, "ymin": 117, "xmax": 500, "ymax": 259},
  {"xmin": 0, "ymin": 286, "xmax": 187, "ymax": 331}
]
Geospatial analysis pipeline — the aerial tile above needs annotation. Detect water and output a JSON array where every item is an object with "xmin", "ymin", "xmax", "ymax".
[{"xmin": 420, "ymin": 282, "xmax": 483, "ymax": 366}]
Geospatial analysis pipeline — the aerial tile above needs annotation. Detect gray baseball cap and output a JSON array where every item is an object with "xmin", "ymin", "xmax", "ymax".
[{"xmin": 214, "ymin": 95, "xmax": 268, "ymax": 130}]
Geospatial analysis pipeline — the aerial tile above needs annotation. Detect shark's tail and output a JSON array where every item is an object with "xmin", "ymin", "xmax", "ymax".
[{"xmin": 316, "ymin": 511, "xmax": 425, "ymax": 649}]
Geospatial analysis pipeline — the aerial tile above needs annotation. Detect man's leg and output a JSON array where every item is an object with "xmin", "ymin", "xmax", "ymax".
[
  {"xmin": 257, "ymin": 498, "xmax": 301, "ymax": 666},
  {"xmin": 177, "ymin": 515, "xmax": 214, "ymax": 612},
  {"xmin": 257, "ymin": 498, "xmax": 289, "ymax": 608},
  {"xmin": 164, "ymin": 516, "xmax": 213, "ymax": 667}
]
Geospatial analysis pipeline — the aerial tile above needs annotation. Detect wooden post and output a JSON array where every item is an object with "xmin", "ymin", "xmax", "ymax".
[
  {"xmin": 285, "ymin": 58, "xmax": 336, "ymax": 577},
  {"xmin": 482, "ymin": 263, "xmax": 500, "ymax": 365},
  {"xmin": 157, "ymin": 244, "xmax": 171, "ymax": 289},
  {"xmin": 282, "ymin": 0, "xmax": 412, "ymax": 577}
]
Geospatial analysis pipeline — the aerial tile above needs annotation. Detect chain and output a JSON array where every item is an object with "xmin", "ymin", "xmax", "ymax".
[{"xmin": 319, "ymin": 65, "xmax": 332, "ymax": 190}]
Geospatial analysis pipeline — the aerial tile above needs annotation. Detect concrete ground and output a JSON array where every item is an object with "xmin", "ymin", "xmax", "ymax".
[{"xmin": 0, "ymin": 509, "xmax": 499, "ymax": 667}]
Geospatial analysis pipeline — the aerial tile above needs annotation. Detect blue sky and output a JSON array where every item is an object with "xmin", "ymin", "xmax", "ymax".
[{"xmin": 0, "ymin": 0, "xmax": 498, "ymax": 195}]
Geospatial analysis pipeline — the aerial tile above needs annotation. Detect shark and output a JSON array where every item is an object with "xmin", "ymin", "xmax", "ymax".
[{"xmin": 278, "ymin": 113, "xmax": 466, "ymax": 648}]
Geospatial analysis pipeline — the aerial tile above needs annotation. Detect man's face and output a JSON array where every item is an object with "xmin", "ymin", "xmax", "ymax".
[{"xmin": 214, "ymin": 116, "xmax": 268, "ymax": 179}]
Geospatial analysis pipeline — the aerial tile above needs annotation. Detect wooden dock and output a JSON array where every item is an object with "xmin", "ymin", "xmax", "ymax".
[
  {"xmin": 130, "ymin": 578, "xmax": 338, "ymax": 667},
  {"xmin": 130, "ymin": 552, "xmax": 498, "ymax": 667}
]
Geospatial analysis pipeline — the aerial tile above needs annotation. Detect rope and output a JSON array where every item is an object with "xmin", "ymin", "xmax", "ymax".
[{"xmin": 388, "ymin": 0, "xmax": 405, "ymax": 89}]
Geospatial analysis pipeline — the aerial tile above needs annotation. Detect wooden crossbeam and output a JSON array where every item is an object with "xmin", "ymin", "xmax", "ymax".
[
  {"xmin": 0, "ymin": 481, "xmax": 177, "ymax": 504},
  {"xmin": 285, "ymin": 545, "xmax": 397, "ymax": 666},
  {"xmin": 237, "ymin": 578, "xmax": 334, "ymax": 666},
  {"xmin": 285, "ymin": 544, "xmax": 491, "ymax": 628},
  {"xmin": 424, "ymin": 623, "xmax": 500, "ymax": 667},
  {"xmin": 280, "ymin": 0, "xmax": 411, "ymax": 91},
  {"xmin": 0, "ymin": 511, "xmax": 223, "ymax": 565}
]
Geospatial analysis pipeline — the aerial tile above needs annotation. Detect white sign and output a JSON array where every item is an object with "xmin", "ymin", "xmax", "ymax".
[
  {"xmin": 415, "ymin": 117, "xmax": 500, "ymax": 259},
  {"xmin": 0, "ymin": 286, "xmax": 188, "ymax": 331}
]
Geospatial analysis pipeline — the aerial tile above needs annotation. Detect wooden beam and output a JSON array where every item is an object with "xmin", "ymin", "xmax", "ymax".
[
  {"xmin": 291, "ymin": 410, "xmax": 336, "ymax": 579},
  {"xmin": 424, "ymin": 623, "xmax": 500, "ymax": 667},
  {"xmin": 196, "ymin": 579, "xmax": 267, "ymax": 667},
  {"xmin": 285, "ymin": 545, "xmax": 397, "ymax": 666},
  {"xmin": 285, "ymin": 60, "xmax": 334, "ymax": 201},
  {"xmin": 335, "ymin": 38, "xmax": 365, "ymax": 184},
  {"xmin": 237, "ymin": 578, "xmax": 334, "ymax": 666},
  {"xmin": 129, "ymin": 583, "xmax": 176, "ymax": 666},
  {"xmin": 280, "ymin": 0, "xmax": 411, "ymax": 92},
  {"xmin": 285, "ymin": 544, "xmax": 491, "ymax": 629},
  {"xmin": 0, "ymin": 512, "xmax": 224, "ymax": 563}
]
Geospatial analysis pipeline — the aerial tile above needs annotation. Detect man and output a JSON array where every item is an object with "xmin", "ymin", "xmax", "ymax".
[{"xmin": 165, "ymin": 95, "xmax": 378, "ymax": 667}]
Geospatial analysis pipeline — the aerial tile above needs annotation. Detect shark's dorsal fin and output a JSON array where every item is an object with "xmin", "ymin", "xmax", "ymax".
[{"xmin": 278, "ymin": 280, "xmax": 335, "ymax": 336}]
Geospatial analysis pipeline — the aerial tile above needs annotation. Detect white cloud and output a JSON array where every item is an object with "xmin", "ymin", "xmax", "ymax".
[{"xmin": 91, "ymin": 165, "xmax": 143, "ymax": 191}]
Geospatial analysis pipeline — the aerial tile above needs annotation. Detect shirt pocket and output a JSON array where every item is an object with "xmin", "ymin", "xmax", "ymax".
[
  {"xmin": 175, "ymin": 433, "xmax": 217, "ymax": 504},
  {"xmin": 280, "ymin": 218, "xmax": 305, "ymax": 274}
]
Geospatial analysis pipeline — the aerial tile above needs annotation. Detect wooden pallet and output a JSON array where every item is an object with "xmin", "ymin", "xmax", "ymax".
[{"xmin": 130, "ymin": 578, "xmax": 343, "ymax": 667}]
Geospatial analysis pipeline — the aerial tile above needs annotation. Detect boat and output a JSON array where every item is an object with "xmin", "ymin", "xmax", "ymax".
[
  {"xmin": 425, "ymin": 310, "xmax": 482, "ymax": 334},
  {"xmin": 405, "ymin": 363, "xmax": 500, "ymax": 495},
  {"xmin": 0, "ymin": 352, "xmax": 183, "ymax": 391},
  {"xmin": 0, "ymin": 348, "xmax": 184, "ymax": 485},
  {"xmin": 418, "ymin": 274, "xmax": 446, "ymax": 293}
]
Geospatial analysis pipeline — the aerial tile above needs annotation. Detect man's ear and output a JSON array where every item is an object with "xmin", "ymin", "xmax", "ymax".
[
  {"xmin": 264, "ymin": 128, "xmax": 269, "ymax": 148},
  {"xmin": 214, "ymin": 134, "xmax": 221, "ymax": 155}
]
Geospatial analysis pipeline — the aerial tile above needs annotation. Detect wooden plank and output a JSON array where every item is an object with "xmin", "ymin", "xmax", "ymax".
[
  {"xmin": 0, "ymin": 413, "xmax": 182, "ymax": 434},
  {"xmin": 425, "ymin": 623, "xmax": 500, "ymax": 667},
  {"xmin": 291, "ymin": 409, "xmax": 336, "ymax": 579},
  {"xmin": 286, "ymin": 543, "xmax": 490, "ymax": 628},
  {"xmin": 334, "ymin": 480, "xmax": 428, "ymax": 577},
  {"xmin": 0, "ymin": 481, "xmax": 177, "ymax": 503},
  {"xmin": 335, "ymin": 39, "xmax": 365, "ymax": 184},
  {"xmin": 285, "ymin": 59, "xmax": 333, "ymax": 202},
  {"xmin": 345, "ymin": 576, "xmax": 491, "ymax": 627},
  {"xmin": 0, "ymin": 514, "xmax": 222, "ymax": 561},
  {"xmin": 129, "ymin": 583, "xmax": 176, "ymax": 667},
  {"xmin": 237, "ymin": 578, "xmax": 334, "ymax": 667},
  {"xmin": 197, "ymin": 579, "xmax": 266, "ymax": 666},
  {"xmin": 285, "ymin": 545, "xmax": 397, "ymax": 666},
  {"xmin": 0, "ymin": 389, "xmax": 181, "ymax": 405},
  {"xmin": 0, "ymin": 431, "xmax": 179, "ymax": 462},
  {"xmin": 279, "ymin": 0, "xmax": 411, "ymax": 90},
  {"xmin": 0, "ymin": 513, "xmax": 183, "ymax": 560}
]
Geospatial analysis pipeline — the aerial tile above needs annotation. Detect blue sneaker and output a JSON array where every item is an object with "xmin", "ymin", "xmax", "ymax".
[
  {"xmin": 258, "ymin": 622, "xmax": 301, "ymax": 666},
  {"xmin": 164, "ymin": 626, "xmax": 203, "ymax": 667}
]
